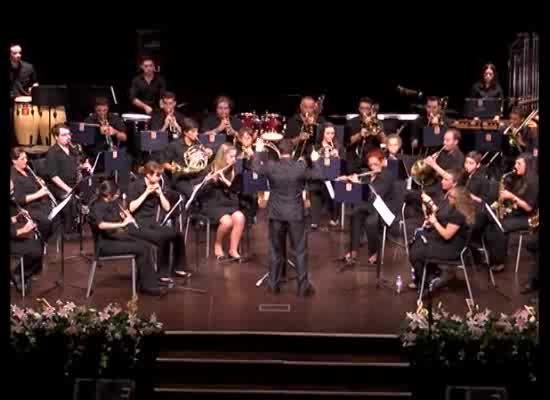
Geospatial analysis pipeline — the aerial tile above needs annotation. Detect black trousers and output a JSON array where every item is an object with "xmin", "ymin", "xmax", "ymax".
[
  {"xmin": 98, "ymin": 238, "xmax": 157, "ymax": 289},
  {"xmin": 268, "ymin": 219, "xmax": 311, "ymax": 294},
  {"xmin": 28, "ymin": 206, "xmax": 59, "ymax": 242},
  {"xmin": 484, "ymin": 215, "xmax": 529, "ymax": 265},
  {"xmin": 11, "ymin": 236, "xmax": 43, "ymax": 279},
  {"xmin": 128, "ymin": 222, "xmax": 187, "ymax": 274},
  {"xmin": 310, "ymin": 185, "xmax": 338, "ymax": 225},
  {"xmin": 349, "ymin": 205, "xmax": 380, "ymax": 255},
  {"xmin": 409, "ymin": 236, "xmax": 461, "ymax": 285},
  {"xmin": 525, "ymin": 232, "xmax": 539, "ymax": 287}
]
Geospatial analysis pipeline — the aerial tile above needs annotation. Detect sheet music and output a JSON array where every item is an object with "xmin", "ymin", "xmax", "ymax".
[
  {"xmin": 324, "ymin": 181, "xmax": 335, "ymax": 199},
  {"xmin": 484, "ymin": 202, "xmax": 505, "ymax": 233},
  {"xmin": 48, "ymin": 193, "xmax": 72, "ymax": 221},
  {"xmin": 373, "ymin": 195, "xmax": 395, "ymax": 226}
]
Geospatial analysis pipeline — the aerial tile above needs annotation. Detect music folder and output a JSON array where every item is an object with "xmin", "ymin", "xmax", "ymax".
[
  {"xmin": 140, "ymin": 130, "xmax": 169, "ymax": 152},
  {"xmin": 199, "ymin": 133, "xmax": 226, "ymax": 153},
  {"xmin": 317, "ymin": 158, "xmax": 341, "ymax": 180},
  {"xmin": 422, "ymin": 125, "xmax": 445, "ymax": 148},
  {"xmin": 242, "ymin": 170, "xmax": 268, "ymax": 194},
  {"xmin": 475, "ymin": 129, "xmax": 503, "ymax": 152},
  {"xmin": 386, "ymin": 158, "xmax": 408, "ymax": 181},
  {"xmin": 68, "ymin": 122, "xmax": 96, "ymax": 146},
  {"xmin": 333, "ymin": 181, "xmax": 367, "ymax": 205},
  {"xmin": 104, "ymin": 148, "xmax": 130, "ymax": 175}
]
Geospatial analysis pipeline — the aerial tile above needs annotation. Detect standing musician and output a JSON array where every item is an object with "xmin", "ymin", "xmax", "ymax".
[
  {"xmin": 84, "ymin": 97, "xmax": 127, "ymax": 158},
  {"xmin": 234, "ymin": 127, "xmax": 259, "ymax": 222},
  {"xmin": 248, "ymin": 138, "xmax": 323, "ymax": 296},
  {"xmin": 129, "ymin": 56, "xmax": 167, "ymax": 115},
  {"xmin": 9, "ymin": 44, "xmax": 38, "ymax": 99},
  {"xmin": 411, "ymin": 96, "xmax": 449, "ymax": 152},
  {"xmin": 88, "ymin": 179, "xmax": 164, "ymax": 296},
  {"xmin": 346, "ymin": 97, "xmax": 385, "ymax": 173},
  {"xmin": 127, "ymin": 161, "xmax": 189, "ymax": 280},
  {"xmin": 408, "ymin": 186, "xmax": 476, "ymax": 293},
  {"xmin": 422, "ymin": 129, "xmax": 465, "ymax": 178},
  {"xmin": 309, "ymin": 123, "xmax": 344, "ymax": 229},
  {"xmin": 285, "ymin": 96, "xmax": 327, "ymax": 159},
  {"xmin": 201, "ymin": 96, "xmax": 241, "ymax": 143},
  {"xmin": 470, "ymin": 63, "xmax": 504, "ymax": 101},
  {"xmin": 150, "ymin": 91, "xmax": 186, "ymax": 139},
  {"xmin": 336, "ymin": 148, "xmax": 393, "ymax": 267},
  {"xmin": 162, "ymin": 118, "xmax": 214, "ymax": 201},
  {"xmin": 11, "ymin": 147, "xmax": 57, "ymax": 241},
  {"xmin": 10, "ymin": 179, "xmax": 44, "ymax": 293},
  {"xmin": 45, "ymin": 124, "xmax": 92, "ymax": 236},
  {"xmin": 484, "ymin": 153, "xmax": 538, "ymax": 273},
  {"xmin": 196, "ymin": 144, "xmax": 246, "ymax": 262}
]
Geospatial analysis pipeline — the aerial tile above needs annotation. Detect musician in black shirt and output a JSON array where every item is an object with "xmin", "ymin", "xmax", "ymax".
[
  {"xmin": 9, "ymin": 44, "xmax": 38, "ymax": 99},
  {"xmin": 410, "ymin": 96, "xmax": 449, "ymax": 152},
  {"xmin": 129, "ymin": 56, "xmax": 167, "ymax": 115},
  {"xmin": 234, "ymin": 127, "xmax": 258, "ymax": 222},
  {"xmin": 128, "ymin": 161, "xmax": 189, "ymax": 279},
  {"xmin": 162, "ymin": 118, "xmax": 213, "ymax": 200},
  {"xmin": 45, "ymin": 124, "xmax": 92, "ymax": 234},
  {"xmin": 470, "ymin": 63, "xmax": 504, "ymax": 100},
  {"xmin": 11, "ymin": 147, "xmax": 57, "ymax": 241},
  {"xmin": 150, "ymin": 92, "xmax": 186, "ymax": 140},
  {"xmin": 84, "ymin": 97, "xmax": 127, "ymax": 158},
  {"xmin": 88, "ymin": 179, "xmax": 163, "ymax": 296},
  {"xmin": 285, "ymin": 96, "xmax": 327, "ymax": 160},
  {"xmin": 502, "ymin": 108, "xmax": 539, "ymax": 172},
  {"xmin": 249, "ymin": 138, "xmax": 323, "ymax": 296},
  {"xmin": 201, "ymin": 96, "xmax": 241, "ymax": 143},
  {"xmin": 423, "ymin": 129, "xmax": 465, "ymax": 178}
]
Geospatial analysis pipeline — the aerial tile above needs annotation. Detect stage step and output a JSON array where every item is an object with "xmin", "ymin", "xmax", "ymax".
[
  {"xmin": 154, "ymin": 384, "xmax": 412, "ymax": 399},
  {"xmin": 151, "ymin": 332, "xmax": 411, "ymax": 399}
]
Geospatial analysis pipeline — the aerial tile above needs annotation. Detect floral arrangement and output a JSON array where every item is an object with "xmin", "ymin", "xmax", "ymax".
[
  {"xmin": 10, "ymin": 297, "xmax": 163, "ymax": 378},
  {"xmin": 400, "ymin": 301, "xmax": 538, "ymax": 382}
]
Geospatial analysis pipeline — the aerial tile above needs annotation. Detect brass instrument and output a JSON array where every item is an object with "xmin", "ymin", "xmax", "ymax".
[
  {"xmin": 167, "ymin": 112, "xmax": 182, "ymax": 137},
  {"xmin": 99, "ymin": 116, "xmax": 115, "ymax": 150},
  {"xmin": 528, "ymin": 209, "xmax": 539, "ymax": 232},
  {"xmin": 357, "ymin": 104, "xmax": 384, "ymax": 157},
  {"xmin": 490, "ymin": 170, "xmax": 515, "ymax": 219},
  {"xmin": 503, "ymin": 108, "xmax": 538, "ymax": 152},
  {"xmin": 171, "ymin": 143, "xmax": 210, "ymax": 176},
  {"xmin": 409, "ymin": 147, "xmax": 444, "ymax": 188},
  {"xmin": 26, "ymin": 165, "xmax": 58, "ymax": 207},
  {"xmin": 292, "ymin": 111, "xmax": 317, "ymax": 159}
]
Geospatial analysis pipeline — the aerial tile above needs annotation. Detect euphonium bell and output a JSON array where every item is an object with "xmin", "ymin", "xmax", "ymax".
[{"xmin": 410, "ymin": 159, "xmax": 436, "ymax": 187}]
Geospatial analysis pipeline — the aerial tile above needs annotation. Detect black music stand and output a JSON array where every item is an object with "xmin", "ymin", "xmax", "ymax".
[
  {"xmin": 386, "ymin": 158, "xmax": 409, "ymax": 181},
  {"xmin": 68, "ymin": 122, "xmax": 97, "ymax": 147},
  {"xmin": 422, "ymin": 125, "xmax": 445, "ymax": 151},
  {"xmin": 32, "ymin": 85, "xmax": 67, "ymax": 146},
  {"xmin": 318, "ymin": 158, "xmax": 341, "ymax": 181},
  {"xmin": 105, "ymin": 149, "xmax": 131, "ymax": 186},
  {"xmin": 199, "ymin": 133, "xmax": 226, "ymax": 154},
  {"xmin": 475, "ymin": 129, "xmax": 503, "ymax": 153},
  {"xmin": 139, "ymin": 130, "xmax": 169, "ymax": 163}
]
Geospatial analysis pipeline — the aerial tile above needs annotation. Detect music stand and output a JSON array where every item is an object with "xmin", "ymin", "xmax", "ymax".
[
  {"xmin": 139, "ymin": 129, "xmax": 169, "ymax": 163},
  {"xmin": 464, "ymin": 98, "xmax": 502, "ymax": 119},
  {"xmin": 242, "ymin": 170, "xmax": 269, "ymax": 195},
  {"xmin": 32, "ymin": 85, "xmax": 67, "ymax": 146},
  {"xmin": 422, "ymin": 126, "xmax": 445, "ymax": 149},
  {"xmin": 386, "ymin": 159, "xmax": 409, "ymax": 181},
  {"xmin": 105, "ymin": 148, "xmax": 131, "ymax": 185},
  {"xmin": 68, "ymin": 122, "xmax": 97, "ymax": 147},
  {"xmin": 475, "ymin": 129, "xmax": 503, "ymax": 153},
  {"xmin": 199, "ymin": 133, "xmax": 226, "ymax": 154}
]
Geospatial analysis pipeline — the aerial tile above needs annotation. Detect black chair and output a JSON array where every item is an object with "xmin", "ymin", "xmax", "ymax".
[{"xmin": 418, "ymin": 228, "xmax": 476, "ymax": 305}]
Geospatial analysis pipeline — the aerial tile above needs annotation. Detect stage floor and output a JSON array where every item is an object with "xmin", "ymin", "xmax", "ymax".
[{"xmin": 10, "ymin": 211, "xmax": 536, "ymax": 334}]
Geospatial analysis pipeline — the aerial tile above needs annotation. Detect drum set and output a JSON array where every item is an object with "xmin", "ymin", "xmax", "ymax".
[
  {"xmin": 238, "ymin": 111, "xmax": 285, "ymax": 142},
  {"xmin": 13, "ymin": 96, "xmax": 66, "ymax": 146}
]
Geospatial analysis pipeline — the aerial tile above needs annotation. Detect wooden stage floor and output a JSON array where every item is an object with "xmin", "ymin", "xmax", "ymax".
[{"xmin": 10, "ymin": 211, "xmax": 537, "ymax": 334}]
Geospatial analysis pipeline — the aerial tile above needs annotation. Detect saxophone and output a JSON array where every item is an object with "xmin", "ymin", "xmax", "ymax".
[
  {"xmin": 490, "ymin": 170, "xmax": 515, "ymax": 219},
  {"xmin": 528, "ymin": 209, "xmax": 539, "ymax": 232}
]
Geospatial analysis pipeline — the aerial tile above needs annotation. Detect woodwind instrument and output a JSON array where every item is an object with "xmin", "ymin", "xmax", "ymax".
[
  {"xmin": 10, "ymin": 191, "xmax": 42, "ymax": 241},
  {"xmin": 117, "ymin": 193, "xmax": 139, "ymax": 229},
  {"xmin": 26, "ymin": 165, "xmax": 58, "ymax": 207}
]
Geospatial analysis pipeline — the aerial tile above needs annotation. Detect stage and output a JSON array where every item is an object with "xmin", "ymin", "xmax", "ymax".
[{"xmin": 11, "ymin": 211, "xmax": 535, "ymax": 335}]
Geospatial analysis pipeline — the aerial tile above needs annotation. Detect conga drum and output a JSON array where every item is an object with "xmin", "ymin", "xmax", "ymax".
[
  {"xmin": 38, "ymin": 106, "xmax": 67, "ymax": 146},
  {"xmin": 13, "ymin": 96, "xmax": 39, "ymax": 145}
]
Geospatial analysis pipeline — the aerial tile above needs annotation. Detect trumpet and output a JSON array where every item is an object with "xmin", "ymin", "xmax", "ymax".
[
  {"xmin": 26, "ymin": 166, "xmax": 58, "ymax": 207},
  {"xmin": 99, "ymin": 116, "xmax": 115, "ymax": 150},
  {"xmin": 166, "ymin": 113, "xmax": 182, "ymax": 137}
]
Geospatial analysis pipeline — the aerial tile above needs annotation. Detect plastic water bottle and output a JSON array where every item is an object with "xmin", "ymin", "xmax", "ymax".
[{"xmin": 396, "ymin": 275, "xmax": 403, "ymax": 294}]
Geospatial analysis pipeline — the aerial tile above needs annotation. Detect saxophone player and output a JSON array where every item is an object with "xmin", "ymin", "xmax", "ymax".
[
  {"xmin": 85, "ymin": 97, "xmax": 127, "ymax": 158},
  {"xmin": 484, "ymin": 153, "xmax": 538, "ymax": 273},
  {"xmin": 150, "ymin": 92, "xmax": 186, "ymax": 139}
]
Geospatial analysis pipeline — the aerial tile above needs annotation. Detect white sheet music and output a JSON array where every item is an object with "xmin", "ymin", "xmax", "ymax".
[
  {"xmin": 48, "ymin": 193, "xmax": 73, "ymax": 221},
  {"xmin": 324, "ymin": 181, "xmax": 335, "ymax": 199},
  {"xmin": 373, "ymin": 195, "xmax": 395, "ymax": 226},
  {"xmin": 484, "ymin": 202, "xmax": 505, "ymax": 233}
]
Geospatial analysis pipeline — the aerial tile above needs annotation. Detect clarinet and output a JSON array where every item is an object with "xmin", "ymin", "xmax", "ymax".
[{"xmin": 10, "ymin": 194, "xmax": 42, "ymax": 242}]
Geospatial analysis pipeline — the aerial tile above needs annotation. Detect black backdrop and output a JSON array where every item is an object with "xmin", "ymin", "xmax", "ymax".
[{"xmin": 10, "ymin": 28, "xmax": 518, "ymax": 118}]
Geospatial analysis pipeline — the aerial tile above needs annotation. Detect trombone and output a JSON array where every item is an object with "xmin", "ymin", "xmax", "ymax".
[{"xmin": 503, "ymin": 108, "xmax": 538, "ymax": 152}]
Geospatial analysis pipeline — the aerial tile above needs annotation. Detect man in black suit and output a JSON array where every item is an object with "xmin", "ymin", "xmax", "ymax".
[{"xmin": 248, "ymin": 138, "xmax": 323, "ymax": 296}]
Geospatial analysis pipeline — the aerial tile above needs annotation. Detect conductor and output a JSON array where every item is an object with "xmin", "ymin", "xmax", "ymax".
[{"xmin": 247, "ymin": 138, "xmax": 323, "ymax": 296}]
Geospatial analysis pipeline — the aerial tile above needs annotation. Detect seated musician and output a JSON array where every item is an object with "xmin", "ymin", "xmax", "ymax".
[
  {"xmin": 201, "ymin": 96, "xmax": 241, "ymax": 143},
  {"xmin": 521, "ymin": 231, "xmax": 538, "ymax": 299},
  {"xmin": 470, "ymin": 63, "xmax": 504, "ymax": 102},
  {"xmin": 84, "ymin": 97, "xmax": 127, "ymax": 158},
  {"xmin": 408, "ymin": 186, "xmax": 476, "ymax": 293},
  {"xmin": 150, "ymin": 91, "xmax": 186, "ymax": 140},
  {"xmin": 337, "ymin": 148, "xmax": 393, "ymax": 267},
  {"xmin": 309, "ymin": 122, "xmax": 344, "ymax": 229},
  {"xmin": 10, "ymin": 179, "xmax": 44, "ymax": 293},
  {"xmin": 422, "ymin": 129, "xmax": 465, "ymax": 177},
  {"xmin": 234, "ymin": 127, "xmax": 258, "ymax": 223},
  {"xmin": 11, "ymin": 147, "xmax": 57, "ymax": 241},
  {"xmin": 129, "ymin": 56, "xmax": 166, "ymax": 115},
  {"xmin": 285, "ymin": 96, "xmax": 327, "ymax": 159},
  {"xmin": 127, "ymin": 161, "xmax": 189, "ymax": 280},
  {"xmin": 484, "ymin": 153, "xmax": 538, "ymax": 273},
  {"xmin": 411, "ymin": 96, "xmax": 449, "ymax": 152},
  {"xmin": 502, "ymin": 108, "xmax": 539, "ymax": 173},
  {"xmin": 88, "ymin": 179, "xmax": 164, "ymax": 296},
  {"xmin": 45, "ymin": 124, "xmax": 92, "ymax": 236},
  {"xmin": 196, "ymin": 143, "xmax": 246, "ymax": 262},
  {"xmin": 162, "ymin": 118, "xmax": 213, "ymax": 201},
  {"xmin": 345, "ymin": 97, "xmax": 385, "ymax": 173}
]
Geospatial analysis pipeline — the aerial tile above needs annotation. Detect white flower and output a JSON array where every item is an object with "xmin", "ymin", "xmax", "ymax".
[{"xmin": 451, "ymin": 315, "xmax": 462, "ymax": 323}]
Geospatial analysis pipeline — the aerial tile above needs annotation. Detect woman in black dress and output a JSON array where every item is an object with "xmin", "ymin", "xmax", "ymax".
[
  {"xmin": 309, "ymin": 122, "xmax": 344, "ymax": 229},
  {"xmin": 484, "ymin": 153, "xmax": 538, "ymax": 272},
  {"xmin": 198, "ymin": 143, "xmax": 246, "ymax": 261},
  {"xmin": 408, "ymin": 186, "xmax": 476, "ymax": 292},
  {"xmin": 127, "ymin": 161, "xmax": 189, "ymax": 280},
  {"xmin": 88, "ymin": 179, "xmax": 163, "ymax": 296}
]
